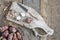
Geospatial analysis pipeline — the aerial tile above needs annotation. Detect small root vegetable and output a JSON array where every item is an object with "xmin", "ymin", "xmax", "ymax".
[
  {"xmin": 2, "ymin": 38, "xmax": 6, "ymax": 40},
  {"xmin": 8, "ymin": 33, "xmax": 13, "ymax": 40},
  {"xmin": 1, "ymin": 26, "xmax": 8, "ymax": 32},
  {"xmin": 25, "ymin": 17, "xmax": 32, "ymax": 23},
  {"xmin": 16, "ymin": 32, "xmax": 22, "ymax": 40},
  {"xmin": 9, "ymin": 27, "xmax": 16, "ymax": 33},
  {"xmin": 13, "ymin": 33, "xmax": 18, "ymax": 40},
  {"xmin": 2, "ymin": 30, "xmax": 9, "ymax": 38}
]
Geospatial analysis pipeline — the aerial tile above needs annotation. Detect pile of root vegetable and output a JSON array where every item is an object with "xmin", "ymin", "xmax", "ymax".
[{"xmin": 0, "ymin": 25, "xmax": 23, "ymax": 40}]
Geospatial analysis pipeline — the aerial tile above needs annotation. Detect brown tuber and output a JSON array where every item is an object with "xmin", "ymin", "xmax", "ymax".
[
  {"xmin": 2, "ymin": 30, "xmax": 9, "ymax": 38},
  {"xmin": 8, "ymin": 33, "xmax": 13, "ymax": 40},
  {"xmin": 13, "ymin": 33, "xmax": 18, "ymax": 40},
  {"xmin": 16, "ymin": 32, "xmax": 22, "ymax": 40},
  {"xmin": 25, "ymin": 17, "xmax": 32, "ymax": 23},
  {"xmin": 1, "ymin": 26, "xmax": 8, "ymax": 32},
  {"xmin": 9, "ymin": 27, "xmax": 16, "ymax": 33}
]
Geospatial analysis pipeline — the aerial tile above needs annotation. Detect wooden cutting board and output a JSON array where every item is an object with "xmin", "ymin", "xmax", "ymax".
[
  {"xmin": 0, "ymin": 0, "xmax": 41, "ymax": 40},
  {"xmin": 0, "ymin": 0, "xmax": 48, "ymax": 40}
]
